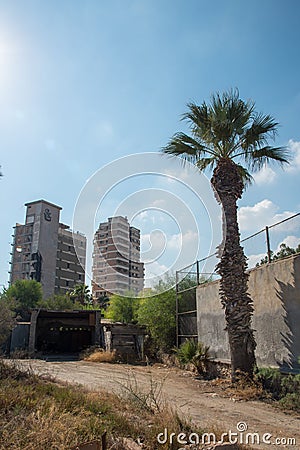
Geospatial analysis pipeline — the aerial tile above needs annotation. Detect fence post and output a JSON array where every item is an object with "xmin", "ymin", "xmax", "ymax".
[
  {"xmin": 196, "ymin": 260, "xmax": 200, "ymax": 285},
  {"xmin": 175, "ymin": 271, "xmax": 179, "ymax": 348},
  {"xmin": 265, "ymin": 226, "xmax": 272, "ymax": 263}
]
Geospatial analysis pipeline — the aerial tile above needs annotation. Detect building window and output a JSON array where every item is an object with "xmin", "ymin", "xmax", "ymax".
[{"xmin": 66, "ymin": 280, "xmax": 69, "ymax": 287}]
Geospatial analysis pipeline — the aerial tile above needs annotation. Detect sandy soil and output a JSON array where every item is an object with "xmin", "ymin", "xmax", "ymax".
[{"xmin": 12, "ymin": 359, "xmax": 300, "ymax": 449}]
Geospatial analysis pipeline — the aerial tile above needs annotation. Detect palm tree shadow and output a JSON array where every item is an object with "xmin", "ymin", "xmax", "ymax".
[{"xmin": 275, "ymin": 274, "xmax": 300, "ymax": 373}]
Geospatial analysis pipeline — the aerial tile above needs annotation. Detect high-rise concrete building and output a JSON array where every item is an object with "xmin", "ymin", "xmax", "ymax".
[
  {"xmin": 92, "ymin": 216, "xmax": 144, "ymax": 299},
  {"xmin": 10, "ymin": 200, "xmax": 86, "ymax": 298}
]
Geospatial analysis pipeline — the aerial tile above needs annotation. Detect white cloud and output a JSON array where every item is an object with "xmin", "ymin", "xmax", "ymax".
[
  {"xmin": 253, "ymin": 165, "xmax": 277, "ymax": 185},
  {"xmin": 238, "ymin": 199, "xmax": 296, "ymax": 232},
  {"xmin": 163, "ymin": 168, "xmax": 192, "ymax": 182},
  {"xmin": 275, "ymin": 235, "xmax": 300, "ymax": 252},
  {"xmin": 144, "ymin": 261, "xmax": 169, "ymax": 288},
  {"xmin": 137, "ymin": 211, "xmax": 149, "ymax": 220},
  {"xmin": 285, "ymin": 140, "xmax": 300, "ymax": 173},
  {"xmin": 150, "ymin": 199, "xmax": 166, "ymax": 208},
  {"xmin": 141, "ymin": 230, "xmax": 166, "ymax": 262},
  {"xmin": 247, "ymin": 253, "xmax": 266, "ymax": 269}
]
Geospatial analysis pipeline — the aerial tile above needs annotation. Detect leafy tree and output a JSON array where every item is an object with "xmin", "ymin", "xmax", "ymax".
[
  {"xmin": 69, "ymin": 284, "xmax": 92, "ymax": 307},
  {"xmin": 0, "ymin": 300, "xmax": 16, "ymax": 347},
  {"xmin": 273, "ymin": 243, "xmax": 300, "ymax": 260},
  {"xmin": 163, "ymin": 89, "xmax": 290, "ymax": 380},
  {"xmin": 4, "ymin": 279, "xmax": 43, "ymax": 319},
  {"xmin": 105, "ymin": 293, "xmax": 140, "ymax": 323},
  {"xmin": 256, "ymin": 243, "xmax": 300, "ymax": 267},
  {"xmin": 137, "ymin": 288, "xmax": 176, "ymax": 352},
  {"xmin": 38, "ymin": 294, "xmax": 77, "ymax": 311},
  {"xmin": 96, "ymin": 295, "xmax": 110, "ymax": 311}
]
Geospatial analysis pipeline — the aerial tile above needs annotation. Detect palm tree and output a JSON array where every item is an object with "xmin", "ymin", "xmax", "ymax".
[
  {"xmin": 69, "ymin": 284, "xmax": 92, "ymax": 307},
  {"xmin": 163, "ymin": 89, "xmax": 290, "ymax": 380}
]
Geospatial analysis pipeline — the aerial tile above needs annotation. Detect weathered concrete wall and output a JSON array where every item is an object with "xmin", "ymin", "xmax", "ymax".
[
  {"xmin": 10, "ymin": 323, "xmax": 30, "ymax": 353},
  {"xmin": 196, "ymin": 254, "xmax": 300, "ymax": 368}
]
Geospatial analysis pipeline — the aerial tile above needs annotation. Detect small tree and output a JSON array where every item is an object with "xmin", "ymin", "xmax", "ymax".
[
  {"xmin": 38, "ymin": 294, "xmax": 76, "ymax": 311},
  {"xmin": 0, "ymin": 300, "xmax": 16, "ymax": 347},
  {"xmin": 137, "ymin": 288, "xmax": 176, "ymax": 352},
  {"xmin": 105, "ymin": 293, "xmax": 139, "ymax": 323},
  {"xmin": 69, "ymin": 284, "xmax": 92, "ymax": 307},
  {"xmin": 256, "ymin": 243, "xmax": 300, "ymax": 266},
  {"xmin": 4, "ymin": 279, "xmax": 42, "ymax": 319}
]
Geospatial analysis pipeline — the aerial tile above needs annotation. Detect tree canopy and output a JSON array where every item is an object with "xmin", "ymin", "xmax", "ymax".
[
  {"xmin": 3, "ymin": 279, "xmax": 42, "ymax": 318},
  {"xmin": 105, "ymin": 293, "xmax": 139, "ymax": 323}
]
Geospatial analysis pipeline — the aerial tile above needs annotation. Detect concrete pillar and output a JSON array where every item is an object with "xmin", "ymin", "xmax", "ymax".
[{"xmin": 28, "ymin": 310, "xmax": 39, "ymax": 354}]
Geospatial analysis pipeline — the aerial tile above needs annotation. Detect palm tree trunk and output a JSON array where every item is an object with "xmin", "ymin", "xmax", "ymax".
[{"xmin": 211, "ymin": 158, "xmax": 256, "ymax": 380}]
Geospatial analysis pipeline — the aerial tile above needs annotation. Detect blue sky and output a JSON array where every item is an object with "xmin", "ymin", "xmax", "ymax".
[{"xmin": 1, "ymin": 0, "xmax": 300, "ymax": 289}]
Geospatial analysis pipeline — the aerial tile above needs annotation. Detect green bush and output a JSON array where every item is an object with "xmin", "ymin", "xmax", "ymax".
[
  {"xmin": 255, "ymin": 368, "xmax": 282, "ymax": 399},
  {"xmin": 255, "ymin": 368, "xmax": 300, "ymax": 412},
  {"xmin": 137, "ymin": 288, "xmax": 176, "ymax": 352},
  {"xmin": 279, "ymin": 393, "xmax": 300, "ymax": 411},
  {"xmin": 174, "ymin": 340, "xmax": 210, "ymax": 374}
]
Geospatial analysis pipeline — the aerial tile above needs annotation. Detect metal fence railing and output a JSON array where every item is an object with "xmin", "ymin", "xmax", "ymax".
[{"xmin": 175, "ymin": 212, "xmax": 300, "ymax": 346}]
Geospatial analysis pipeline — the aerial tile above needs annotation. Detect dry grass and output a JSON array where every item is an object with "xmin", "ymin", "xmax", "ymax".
[
  {"xmin": 84, "ymin": 349, "xmax": 117, "ymax": 363},
  {"xmin": 0, "ymin": 359, "xmax": 198, "ymax": 449}
]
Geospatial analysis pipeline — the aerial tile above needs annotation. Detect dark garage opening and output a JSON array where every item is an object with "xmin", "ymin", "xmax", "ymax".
[
  {"xmin": 34, "ymin": 310, "xmax": 99, "ymax": 354},
  {"xmin": 36, "ymin": 324, "xmax": 92, "ymax": 353}
]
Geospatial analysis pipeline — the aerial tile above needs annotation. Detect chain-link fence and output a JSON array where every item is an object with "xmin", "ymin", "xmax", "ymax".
[{"xmin": 176, "ymin": 212, "xmax": 300, "ymax": 346}]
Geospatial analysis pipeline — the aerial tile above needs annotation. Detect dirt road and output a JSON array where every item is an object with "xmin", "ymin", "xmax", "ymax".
[{"xmin": 13, "ymin": 359, "xmax": 300, "ymax": 449}]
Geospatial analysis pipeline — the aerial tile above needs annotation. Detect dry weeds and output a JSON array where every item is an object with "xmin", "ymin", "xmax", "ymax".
[
  {"xmin": 84, "ymin": 349, "xmax": 117, "ymax": 363},
  {"xmin": 0, "ymin": 359, "xmax": 199, "ymax": 449}
]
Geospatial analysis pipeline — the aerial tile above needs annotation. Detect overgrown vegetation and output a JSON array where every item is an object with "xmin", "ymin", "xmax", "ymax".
[
  {"xmin": 0, "ymin": 301, "xmax": 16, "ymax": 347},
  {"xmin": 226, "ymin": 367, "xmax": 300, "ymax": 412},
  {"xmin": 103, "ymin": 277, "xmax": 178, "ymax": 354},
  {"xmin": 0, "ymin": 359, "xmax": 195, "ymax": 449},
  {"xmin": 255, "ymin": 367, "xmax": 300, "ymax": 412},
  {"xmin": 105, "ymin": 292, "xmax": 140, "ymax": 323},
  {"xmin": 137, "ymin": 285, "xmax": 176, "ymax": 353},
  {"xmin": 174, "ymin": 339, "xmax": 210, "ymax": 376},
  {"xmin": 256, "ymin": 242, "xmax": 300, "ymax": 267},
  {"xmin": 1, "ymin": 279, "xmax": 43, "ymax": 320}
]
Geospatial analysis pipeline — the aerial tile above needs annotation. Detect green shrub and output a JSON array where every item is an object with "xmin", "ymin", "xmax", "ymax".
[
  {"xmin": 174, "ymin": 340, "xmax": 210, "ymax": 374},
  {"xmin": 255, "ymin": 368, "xmax": 300, "ymax": 412},
  {"xmin": 255, "ymin": 368, "xmax": 282, "ymax": 399},
  {"xmin": 279, "ymin": 393, "xmax": 300, "ymax": 411}
]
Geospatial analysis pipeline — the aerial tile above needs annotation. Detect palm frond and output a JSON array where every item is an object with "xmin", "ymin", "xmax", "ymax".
[
  {"xmin": 248, "ymin": 146, "xmax": 290, "ymax": 171},
  {"xmin": 162, "ymin": 132, "xmax": 215, "ymax": 164},
  {"xmin": 183, "ymin": 102, "xmax": 218, "ymax": 147},
  {"xmin": 196, "ymin": 157, "xmax": 217, "ymax": 171},
  {"xmin": 162, "ymin": 89, "xmax": 290, "ymax": 178},
  {"xmin": 235, "ymin": 164, "xmax": 254, "ymax": 186},
  {"xmin": 241, "ymin": 113, "xmax": 279, "ymax": 153}
]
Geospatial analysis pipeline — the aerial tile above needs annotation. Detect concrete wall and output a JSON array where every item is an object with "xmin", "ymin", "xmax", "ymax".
[
  {"xmin": 10, "ymin": 323, "xmax": 30, "ymax": 353},
  {"xmin": 196, "ymin": 254, "xmax": 300, "ymax": 368}
]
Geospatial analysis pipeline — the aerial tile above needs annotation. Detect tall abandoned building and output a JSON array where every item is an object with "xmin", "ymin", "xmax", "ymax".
[
  {"xmin": 10, "ymin": 200, "xmax": 86, "ymax": 298},
  {"xmin": 92, "ymin": 216, "xmax": 144, "ymax": 299}
]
